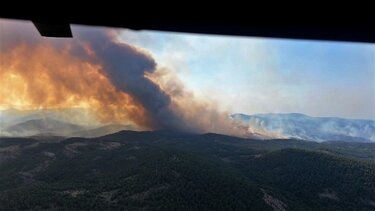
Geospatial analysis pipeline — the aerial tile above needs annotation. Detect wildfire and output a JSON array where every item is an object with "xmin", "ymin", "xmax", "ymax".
[
  {"xmin": 0, "ymin": 19, "xmax": 248, "ymax": 136},
  {"xmin": 0, "ymin": 41, "xmax": 150, "ymax": 128}
]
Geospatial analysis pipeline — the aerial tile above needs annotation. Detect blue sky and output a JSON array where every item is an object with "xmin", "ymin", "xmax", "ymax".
[{"xmin": 119, "ymin": 29, "xmax": 375, "ymax": 119}]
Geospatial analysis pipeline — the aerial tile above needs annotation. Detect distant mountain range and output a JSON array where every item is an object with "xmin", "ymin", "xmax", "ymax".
[
  {"xmin": 5, "ymin": 118, "xmax": 84, "ymax": 137},
  {"xmin": 1, "ymin": 118, "xmax": 135, "ymax": 138},
  {"xmin": 231, "ymin": 113, "xmax": 375, "ymax": 142},
  {"xmin": 0, "ymin": 109, "xmax": 137, "ymax": 138},
  {"xmin": 0, "ymin": 108, "xmax": 98, "ymax": 128},
  {"xmin": 2, "ymin": 109, "xmax": 374, "ymax": 142}
]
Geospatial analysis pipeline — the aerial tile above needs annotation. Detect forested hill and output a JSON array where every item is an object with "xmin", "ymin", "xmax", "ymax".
[{"xmin": 0, "ymin": 131, "xmax": 374, "ymax": 210}]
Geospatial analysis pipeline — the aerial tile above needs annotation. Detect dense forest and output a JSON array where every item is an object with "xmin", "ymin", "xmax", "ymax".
[{"xmin": 0, "ymin": 131, "xmax": 374, "ymax": 210}]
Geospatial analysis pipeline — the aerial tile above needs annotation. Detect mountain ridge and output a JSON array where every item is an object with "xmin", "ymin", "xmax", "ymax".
[
  {"xmin": 4, "ymin": 118, "xmax": 84, "ymax": 137},
  {"xmin": 231, "ymin": 113, "xmax": 375, "ymax": 142}
]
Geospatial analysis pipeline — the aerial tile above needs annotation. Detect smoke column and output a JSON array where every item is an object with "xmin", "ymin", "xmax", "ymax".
[
  {"xmin": 1, "ymin": 19, "xmax": 246, "ymax": 136},
  {"xmin": 75, "ymin": 29, "xmax": 188, "ymax": 131}
]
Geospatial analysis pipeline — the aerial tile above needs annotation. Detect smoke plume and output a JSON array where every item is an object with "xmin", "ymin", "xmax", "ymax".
[
  {"xmin": 0, "ymin": 19, "xmax": 243, "ymax": 136},
  {"xmin": 75, "ymin": 29, "xmax": 187, "ymax": 131}
]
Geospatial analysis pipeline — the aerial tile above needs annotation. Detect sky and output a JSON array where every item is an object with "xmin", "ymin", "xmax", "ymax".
[
  {"xmin": 119, "ymin": 29, "xmax": 375, "ymax": 120},
  {"xmin": 1, "ymin": 18, "xmax": 374, "ymax": 124}
]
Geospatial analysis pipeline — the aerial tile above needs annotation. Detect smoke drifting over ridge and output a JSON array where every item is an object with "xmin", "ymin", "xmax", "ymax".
[{"xmin": 0, "ymin": 20, "xmax": 241, "ymax": 135}]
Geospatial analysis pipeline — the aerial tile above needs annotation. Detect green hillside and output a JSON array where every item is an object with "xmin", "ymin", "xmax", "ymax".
[{"xmin": 0, "ymin": 131, "xmax": 374, "ymax": 210}]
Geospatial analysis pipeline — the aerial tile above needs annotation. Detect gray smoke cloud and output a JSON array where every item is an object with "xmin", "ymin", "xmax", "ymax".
[
  {"xmin": 74, "ymin": 29, "xmax": 188, "ymax": 131},
  {"xmin": 1, "ymin": 19, "xmax": 246, "ymax": 136}
]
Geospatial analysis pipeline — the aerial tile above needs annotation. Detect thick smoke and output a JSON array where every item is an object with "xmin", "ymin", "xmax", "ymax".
[
  {"xmin": 75, "ymin": 29, "xmax": 187, "ymax": 131},
  {"xmin": 0, "ymin": 20, "xmax": 150, "ymax": 128},
  {"xmin": 146, "ymin": 68, "xmax": 247, "ymax": 136},
  {"xmin": 1, "ymin": 19, "xmax": 246, "ymax": 136}
]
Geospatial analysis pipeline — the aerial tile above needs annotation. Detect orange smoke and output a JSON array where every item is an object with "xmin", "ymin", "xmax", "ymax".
[
  {"xmin": 0, "ymin": 19, "xmax": 255, "ymax": 137},
  {"xmin": 0, "ymin": 41, "xmax": 150, "ymax": 128}
]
